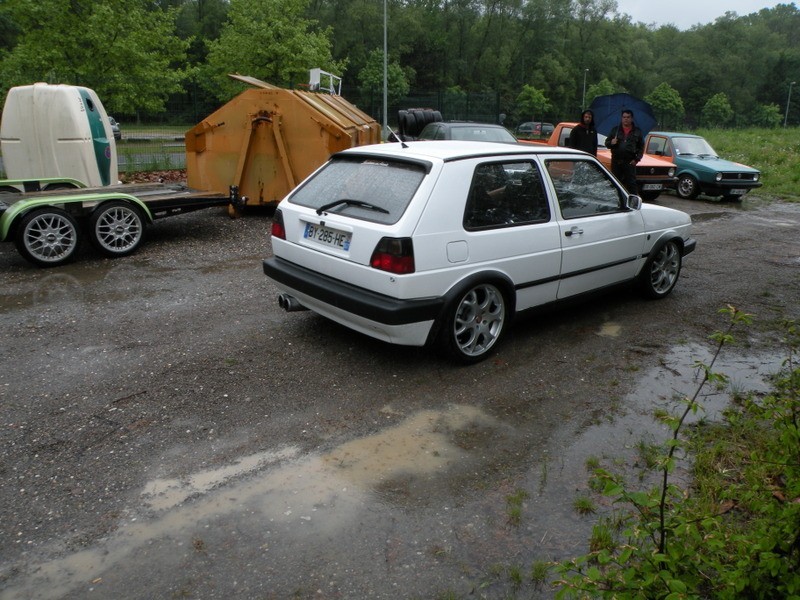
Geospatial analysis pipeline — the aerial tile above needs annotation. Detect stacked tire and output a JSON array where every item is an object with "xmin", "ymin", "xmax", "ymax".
[{"xmin": 397, "ymin": 108, "xmax": 442, "ymax": 141}]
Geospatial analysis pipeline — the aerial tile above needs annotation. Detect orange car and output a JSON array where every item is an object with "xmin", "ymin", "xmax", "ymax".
[{"xmin": 524, "ymin": 122, "xmax": 677, "ymax": 202}]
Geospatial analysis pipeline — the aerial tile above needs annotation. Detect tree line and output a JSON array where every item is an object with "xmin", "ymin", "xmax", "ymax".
[{"xmin": 1, "ymin": 0, "xmax": 798, "ymax": 129}]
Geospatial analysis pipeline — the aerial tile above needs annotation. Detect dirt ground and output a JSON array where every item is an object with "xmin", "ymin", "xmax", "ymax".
[{"xmin": 0, "ymin": 192, "xmax": 799, "ymax": 599}]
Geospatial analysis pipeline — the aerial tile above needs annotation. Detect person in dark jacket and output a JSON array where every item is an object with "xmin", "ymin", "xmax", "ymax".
[
  {"xmin": 604, "ymin": 109, "xmax": 644, "ymax": 194},
  {"xmin": 567, "ymin": 110, "xmax": 597, "ymax": 156}
]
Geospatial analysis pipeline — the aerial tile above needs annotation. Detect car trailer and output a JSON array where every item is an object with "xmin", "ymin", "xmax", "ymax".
[{"xmin": 0, "ymin": 179, "xmax": 241, "ymax": 267}]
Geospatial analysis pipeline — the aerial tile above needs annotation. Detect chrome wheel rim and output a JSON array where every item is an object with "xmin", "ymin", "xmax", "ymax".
[
  {"xmin": 453, "ymin": 284, "xmax": 505, "ymax": 357},
  {"xmin": 650, "ymin": 243, "xmax": 680, "ymax": 294},
  {"xmin": 23, "ymin": 213, "xmax": 78, "ymax": 264},
  {"xmin": 95, "ymin": 206, "xmax": 142, "ymax": 253}
]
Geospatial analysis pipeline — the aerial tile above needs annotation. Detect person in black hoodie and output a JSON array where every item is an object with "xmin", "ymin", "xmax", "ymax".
[
  {"xmin": 604, "ymin": 109, "xmax": 644, "ymax": 194},
  {"xmin": 567, "ymin": 110, "xmax": 598, "ymax": 156}
]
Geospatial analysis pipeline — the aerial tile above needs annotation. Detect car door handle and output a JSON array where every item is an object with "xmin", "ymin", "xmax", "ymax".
[{"xmin": 565, "ymin": 227, "xmax": 584, "ymax": 237}]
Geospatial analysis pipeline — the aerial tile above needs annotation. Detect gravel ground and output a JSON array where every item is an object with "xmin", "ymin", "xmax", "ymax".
[{"xmin": 1, "ymin": 192, "xmax": 799, "ymax": 599}]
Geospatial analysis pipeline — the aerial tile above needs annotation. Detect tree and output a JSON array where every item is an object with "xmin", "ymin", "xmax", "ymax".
[
  {"xmin": 646, "ymin": 82, "xmax": 685, "ymax": 129},
  {"xmin": 585, "ymin": 78, "xmax": 618, "ymax": 106},
  {"xmin": 748, "ymin": 103, "xmax": 782, "ymax": 128},
  {"xmin": 516, "ymin": 84, "xmax": 550, "ymax": 122},
  {"xmin": 701, "ymin": 92, "xmax": 734, "ymax": 127},
  {"xmin": 204, "ymin": 0, "xmax": 344, "ymax": 101},
  {"xmin": 357, "ymin": 49, "xmax": 412, "ymax": 106},
  {"xmin": 0, "ymin": 0, "xmax": 189, "ymax": 115}
]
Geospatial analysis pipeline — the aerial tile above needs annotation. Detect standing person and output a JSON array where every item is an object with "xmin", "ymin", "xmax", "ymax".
[
  {"xmin": 604, "ymin": 109, "xmax": 644, "ymax": 194},
  {"xmin": 567, "ymin": 110, "xmax": 598, "ymax": 156}
]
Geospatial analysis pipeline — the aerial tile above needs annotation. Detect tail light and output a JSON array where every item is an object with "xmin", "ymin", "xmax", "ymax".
[
  {"xmin": 370, "ymin": 237, "xmax": 415, "ymax": 274},
  {"xmin": 271, "ymin": 209, "xmax": 286, "ymax": 240}
]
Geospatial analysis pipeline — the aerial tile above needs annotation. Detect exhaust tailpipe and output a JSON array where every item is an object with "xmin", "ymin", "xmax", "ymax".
[{"xmin": 278, "ymin": 293, "xmax": 308, "ymax": 312}]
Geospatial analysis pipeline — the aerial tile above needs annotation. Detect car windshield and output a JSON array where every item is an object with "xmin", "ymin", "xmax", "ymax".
[
  {"xmin": 673, "ymin": 136, "xmax": 717, "ymax": 157},
  {"xmin": 449, "ymin": 126, "xmax": 517, "ymax": 143},
  {"xmin": 288, "ymin": 156, "xmax": 427, "ymax": 225}
]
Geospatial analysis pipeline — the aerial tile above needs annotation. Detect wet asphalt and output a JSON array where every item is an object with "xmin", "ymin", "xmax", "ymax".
[{"xmin": 1, "ymin": 194, "xmax": 799, "ymax": 599}]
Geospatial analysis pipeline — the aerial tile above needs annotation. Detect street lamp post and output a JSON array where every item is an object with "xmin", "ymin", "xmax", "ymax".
[
  {"xmin": 581, "ymin": 69, "xmax": 589, "ymax": 110},
  {"xmin": 382, "ymin": 0, "xmax": 388, "ymax": 140},
  {"xmin": 784, "ymin": 81, "xmax": 796, "ymax": 128}
]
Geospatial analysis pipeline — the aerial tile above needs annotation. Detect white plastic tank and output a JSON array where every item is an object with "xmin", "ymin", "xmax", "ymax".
[{"xmin": 0, "ymin": 83, "xmax": 118, "ymax": 187}]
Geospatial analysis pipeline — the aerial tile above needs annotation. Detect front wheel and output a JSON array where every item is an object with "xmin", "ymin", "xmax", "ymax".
[
  {"xmin": 640, "ymin": 240, "xmax": 682, "ymax": 299},
  {"xmin": 639, "ymin": 190, "xmax": 660, "ymax": 202},
  {"xmin": 439, "ymin": 282, "xmax": 507, "ymax": 363},
  {"xmin": 15, "ymin": 208, "xmax": 81, "ymax": 267},
  {"xmin": 89, "ymin": 201, "xmax": 146, "ymax": 257},
  {"xmin": 676, "ymin": 174, "xmax": 700, "ymax": 199}
]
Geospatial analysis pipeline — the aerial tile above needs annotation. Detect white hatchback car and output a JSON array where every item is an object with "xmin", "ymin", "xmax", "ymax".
[{"xmin": 263, "ymin": 141, "xmax": 696, "ymax": 363}]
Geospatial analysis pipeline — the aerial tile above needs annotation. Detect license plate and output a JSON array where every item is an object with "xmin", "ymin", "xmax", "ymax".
[
  {"xmin": 729, "ymin": 188, "xmax": 746, "ymax": 195},
  {"xmin": 303, "ymin": 222, "xmax": 351, "ymax": 251},
  {"xmin": 642, "ymin": 183, "xmax": 662, "ymax": 191}
]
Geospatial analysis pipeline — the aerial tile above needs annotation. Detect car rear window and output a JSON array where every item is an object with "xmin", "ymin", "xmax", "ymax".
[{"xmin": 288, "ymin": 156, "xmax": 427, "ymax": 225}]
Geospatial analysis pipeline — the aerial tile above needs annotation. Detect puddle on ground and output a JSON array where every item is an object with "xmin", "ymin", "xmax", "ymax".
[
  {"xmin": 2, "ymin": 346, "xmax": 788, "ymax": 599},
  {"xmin": 596, "ymin": 321, "xmax": 622, "ymax": 338},
  {"xmin": 3, "ymin": 404, "xmax": 498, "ymax": 599}
]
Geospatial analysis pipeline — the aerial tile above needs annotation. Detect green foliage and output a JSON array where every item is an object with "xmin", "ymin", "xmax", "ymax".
[
  {"xmin": 748, "ymin": 103, "xmax": 783, "ymax": 128},
  {"xmin": 203, "ymin": 0, "xmax": 344, "ymax": 101},
  {"xmin": 585, "ymin": 79, "xmax": 618, "ymax": 107},
  {"xmin": 0, "ymin": 0, "xmax": 189, "ymax": 114},
  {"xmin": 555, "ymin": 308, "xmax": 800, "ymax": 598},
  {"xmin": 702, "ymin": 92, "xmax": 735, "ymax": 127},
  {"xmin": 516, "ymin": 84, "xmax": 550, "ymax": 122},
  {"xmin": 356, "ymin": 49, "xmax": 412, "ymax": 105},
  {"xmin": 646, "ymin": 82, "xmax": 685, "ymax": 129}
]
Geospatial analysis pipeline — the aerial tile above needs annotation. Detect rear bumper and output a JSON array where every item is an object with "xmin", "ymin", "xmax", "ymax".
[
  {"xmin": 263, "ymin": 257, "xmax": 444, "ymax": 344},
  {"xmin": 682, "ymin": 238, "xmax": 697, "ymax": 256}
]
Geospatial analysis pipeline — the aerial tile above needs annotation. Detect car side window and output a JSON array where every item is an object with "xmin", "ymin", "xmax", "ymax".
[
  {"xmin": 544, "ymin": 159, "xmax": 625, "ymax": 219},
  {"xmin": 646, "ymin": 136, "xmax": 669, "ymax": 157},
  {"xmin": 464, "ymin": 161, "xmax": 550, "ymax": 230}
]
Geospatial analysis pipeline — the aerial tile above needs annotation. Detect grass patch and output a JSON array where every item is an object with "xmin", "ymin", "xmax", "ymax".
[
  {"xmin": 506, "ymin": 488, "xmax": 529, "ymax": 526},
  {"xmin": 555, "ymin": 310, "xmax": 800, "ymax": 598},
  {"xmin": 698, "ymin": 127, "xmax": 800, "ymax": 201}
]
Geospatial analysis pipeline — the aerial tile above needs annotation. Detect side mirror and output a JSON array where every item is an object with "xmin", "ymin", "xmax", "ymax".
[{"xmin": 626, "ymin": 195, "xmax": 643, "ymax": 211}]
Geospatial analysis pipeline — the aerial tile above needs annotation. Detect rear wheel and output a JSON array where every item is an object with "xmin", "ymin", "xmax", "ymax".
[
  {"xmin": 640, "ymin": 240, "xmax": 682, "ymax": 299},
  {"xmin": 439, "ymin": 283, "xmax": 507, "ymax": 363},
  {"xmin": 89, "ymin": 201, "xmax": 146, "ymax": 257},
  {"xmin": 676, "ymin": 174, "xmax": 700, "ymax": 199},
  {"xmin": 15, "ymin": 208, "xmax": 81, "ymax": 267}
]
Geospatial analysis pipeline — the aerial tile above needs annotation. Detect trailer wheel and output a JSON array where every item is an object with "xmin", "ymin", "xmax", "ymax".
[
  {"xmin": 89, "ymin": 200, "xmax": 146, "ymax": 257},
  {"xmin": 15, "ymin": 208, "xmax": 81, "ymax": 267}
]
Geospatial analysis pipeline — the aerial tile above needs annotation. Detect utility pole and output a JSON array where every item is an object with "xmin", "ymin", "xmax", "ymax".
[
  {"xmin": 784, "ymin": 81, "xmax": 796, "ymax": 128},
  {"xmin": 383, "ymin": 0, "xmax": 388, "ymax": 140},
  {"xmin": 582, "ymin": 69, "xmax": 589, "ymax": 110}
]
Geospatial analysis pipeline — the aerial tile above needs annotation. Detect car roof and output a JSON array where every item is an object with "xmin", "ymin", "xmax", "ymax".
[
  {"xmin": 336, "ymin": 140, "xmax": 579, "ymax": 163},
  {"xmin": 649, "ymin": 131, "xmax": 702, "ymax": 139}
]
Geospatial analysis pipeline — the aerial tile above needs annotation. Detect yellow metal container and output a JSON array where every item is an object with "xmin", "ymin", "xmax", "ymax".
[{"xmin": 185, "ymin": 75, "xmax": 381, "ymax": 207}]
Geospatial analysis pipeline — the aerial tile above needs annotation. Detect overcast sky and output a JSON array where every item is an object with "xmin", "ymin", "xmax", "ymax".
[{"xmin": 614, "ymin": 0, "xmax": 787, "ymax": 30}]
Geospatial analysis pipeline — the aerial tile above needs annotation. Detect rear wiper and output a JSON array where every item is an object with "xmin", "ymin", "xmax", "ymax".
[{"xmin": 317, "ymin": 198, "xmax": 390, "ymax": 215}]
